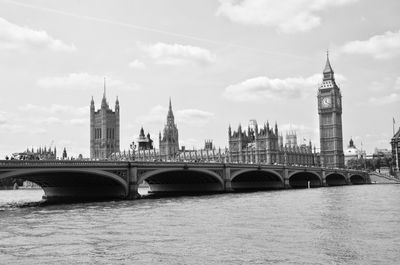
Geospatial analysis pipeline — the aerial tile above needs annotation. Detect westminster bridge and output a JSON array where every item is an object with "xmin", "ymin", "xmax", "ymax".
[{"xmin": 0, "ymin": 160, "xmax": 370, "ymax": 201}]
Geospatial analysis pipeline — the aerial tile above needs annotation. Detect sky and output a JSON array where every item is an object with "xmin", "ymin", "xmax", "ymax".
[{"xmin": 0, "ymin": 0, "xmax": 399, "ymax": 158}]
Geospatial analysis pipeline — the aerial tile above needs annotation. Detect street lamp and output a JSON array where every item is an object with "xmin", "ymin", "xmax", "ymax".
[{"xmin": 130, "ymin": 141, "xmax": 136, "ymax": 161}]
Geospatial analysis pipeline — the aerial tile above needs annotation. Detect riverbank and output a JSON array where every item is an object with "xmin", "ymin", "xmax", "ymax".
[{"xmin": 369, "ymin": 172, "xmax": 400, "ymax": 184}]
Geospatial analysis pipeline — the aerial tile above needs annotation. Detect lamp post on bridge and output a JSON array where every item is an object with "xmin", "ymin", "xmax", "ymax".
[{"xmin": 130, "ymin": 141, "xmax": 136, "ymax": 161}]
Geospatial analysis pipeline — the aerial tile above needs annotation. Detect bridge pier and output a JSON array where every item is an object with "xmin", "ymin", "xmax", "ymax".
[
  {"xmin": 283, "ymin": 168, "xmax": 290, "ymax": 188},
  {"xmin": 224, "ymin": 167, "xmax": 233, "ymax": 192},
  {"xmin": 321, "ymin": 170, "xmax": 327, "ymax": 187},
  {"xmin": 127, "ymin": 165, "xmax": 140, "ymax": 199}
]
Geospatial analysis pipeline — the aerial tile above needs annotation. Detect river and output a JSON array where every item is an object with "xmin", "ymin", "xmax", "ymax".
[{"xmin": 0, "ymin": 185, "xmax": 399, "ymax": 264}]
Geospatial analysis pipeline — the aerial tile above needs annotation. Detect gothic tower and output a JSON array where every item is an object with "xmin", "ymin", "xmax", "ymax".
[
  {"xmin": 90, "ymin": 79, "xmax": 120, "ymax": 159},
  {"xmin": 159, "ymin": 98, "xmax": 179, "ymax": 158},
  {"xmin": 318, "ymin": 53, "xmax": 344, "ymax": 168}
]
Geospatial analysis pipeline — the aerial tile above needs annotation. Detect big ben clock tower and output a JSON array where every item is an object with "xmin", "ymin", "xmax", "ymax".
[{"xmin": 318, "ymin": 53, "xmax": 345, "ymax": 168}]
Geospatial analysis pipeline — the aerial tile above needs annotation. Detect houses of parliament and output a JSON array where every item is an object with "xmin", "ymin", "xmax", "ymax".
[{"xmin": 90, "ymin": 55, "xmax": 345, "ymax": 168}]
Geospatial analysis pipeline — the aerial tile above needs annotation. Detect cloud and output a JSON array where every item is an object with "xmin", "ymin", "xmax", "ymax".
[
  {"xmin": 140, "ymin": 42, "xmax": 216, "ymax": 65},
  {"xmin": 341, "ymin": 30, "xmax": 400, "ymax": 59},
  {"xmin": 128, "ymin": 59, "xmax": 146, "ymax": 69},
  {"xmin": 136, "ymin": 105, "xmax": 166, "ymax": 125},
  {"xmin": 216, "ymin": 0, "xmax": 358, "ymax": 33},
  {"xmin": 223, "ymin": 74, "xmax": 323, "ymax": 102},
  {"xmin": 368, "ymin": 93, "xmax": 400, "ymax": 105},
  {"xmin": 37, "ymin": 73, "xmax": 139, "ymax": 91},
  {"xmin": 0, "ymin": 17, "xmax": 76, "ymax": 52},
  {"xmin": 136, "ymin": 105, "xmax": 214, "ymax": 127},
  {"xmin": 279, "ymin": 123, "xmax": 318, "ymax": 144},
  {"xmin": 176, "ymin": 109, "xmax": 214, "ymax": 127},
  {"xmin": 0, "ymin": 110, "xmax": 6, "ymax": 124},
  {"xmin": 395, "ymin": 77, "xmax": 400, "ymax": 90},
  {"xmin": 18, "ymin": 104, "xmax": 88, "ymax": 116}
]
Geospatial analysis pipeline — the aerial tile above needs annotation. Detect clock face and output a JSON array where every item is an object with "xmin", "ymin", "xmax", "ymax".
[{"xmin": 321, "ymin": 96, "xmax": 332, "ymax": 108}]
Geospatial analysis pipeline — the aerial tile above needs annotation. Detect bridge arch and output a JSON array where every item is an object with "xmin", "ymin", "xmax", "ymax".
[
  {"xmin": 138, "ymin": 168, "xmax": 224, "ymax": 193},
  {"xmin": 0, "ymin": 168, "xmax": 128, "ymax": 201},
  {"xmin": 325, "ymin": 173, "xmax": 347, "ymax": 186},
  {"xmin": 349, "ymin": 174, "xmax": 365, "ymax": 185},
  {"xmin": 230, "ymin": 169, "xmax": 284, "ymax": 190},
  {"xmin": 288, "ymin": 171, "xmax": 322, "ymax": 188}
]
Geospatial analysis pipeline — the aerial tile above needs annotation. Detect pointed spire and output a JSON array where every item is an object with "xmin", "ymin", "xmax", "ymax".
[
  {"xmin": 167, "ymin": 97, "xmax": 174, "ymax": 123},
  {"xmin": 103, "ymin": 77, "xmax": 106, "ymax": 99},
  {"xmin": 101, "ymin": 77, "xmax": 108, "ymax": 108},
  {"xmin": 323, "ymin": 50, "xmax": 335, "ymax": 80}
]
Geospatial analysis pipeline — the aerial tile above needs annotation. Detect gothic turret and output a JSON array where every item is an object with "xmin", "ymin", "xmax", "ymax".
[
  {"xmin": 90, "ymin": 79, "xmax": 120, "ymax": 159},
  {"xmin": 115, "ymin": 96, "xmax": 120, "ymax": 111},
  {"xmin": 159, "ymin": 98, "xmax": 179, "ymax": 157}
]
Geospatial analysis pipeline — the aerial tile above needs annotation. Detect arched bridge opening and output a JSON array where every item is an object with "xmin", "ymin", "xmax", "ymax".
[
  {"xmin": 289, "ymin": 172, "xmax": 321, "ymax": 188},
  {"xmin": 350, "ymin": 174, "xmax": 365, "ymax": 185},
  {"xmin": 140, "ymin": 169, "xmax": 224, "ymax": 194},
  {"xmin": 0, "ymin": 169, "xmax": 128, "ymax": 202},
  {"xmin": 231, "ymin": 170, "xmax": 284, "ymax": 191},
  {"xmin": 326, "ymin": 173, "xmax": 347, "ymax": 186}
]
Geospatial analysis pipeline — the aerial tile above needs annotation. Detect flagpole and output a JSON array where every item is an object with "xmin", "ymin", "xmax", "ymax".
[{"xmin": 393, "ymin": 117, "xmax": 395, "ymax": 136}]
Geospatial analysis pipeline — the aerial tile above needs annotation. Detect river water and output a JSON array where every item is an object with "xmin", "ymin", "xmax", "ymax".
[{"xmin": 0, "ymin": 185, "xmax": 399, "ymax": 265}]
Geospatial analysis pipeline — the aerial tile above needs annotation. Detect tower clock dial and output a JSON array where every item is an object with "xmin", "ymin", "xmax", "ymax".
[
  {"xmin": 321, "ymin": 96, "xmax": 332, "ymax": 108},
  {"xmin": 336, "ymin": 97, "xmax": 341, "ymax": 107}
]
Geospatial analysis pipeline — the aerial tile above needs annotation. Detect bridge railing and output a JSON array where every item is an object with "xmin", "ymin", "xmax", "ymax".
[
  {"xmin": 0, "ymin": 159, "xmax": 367, "ymax": 175},
  {"xmin": 0, "ymin": 160, "xmax": 129, "ymax": 168}
]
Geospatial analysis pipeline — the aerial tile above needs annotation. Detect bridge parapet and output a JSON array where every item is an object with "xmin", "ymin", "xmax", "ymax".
[{"xmin": 0, "ymin": 160, "xmax": 130, "ymax": 168}]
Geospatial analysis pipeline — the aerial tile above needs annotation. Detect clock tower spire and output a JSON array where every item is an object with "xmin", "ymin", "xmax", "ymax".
[{"xmin": 318, "ymin": 53, "xmax": 344, "ymax": 168}]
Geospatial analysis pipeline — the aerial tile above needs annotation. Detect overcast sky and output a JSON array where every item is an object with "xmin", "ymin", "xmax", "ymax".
[{"xmin": 0, "ymin": 0, "xmax": 399, "ymax": 158}]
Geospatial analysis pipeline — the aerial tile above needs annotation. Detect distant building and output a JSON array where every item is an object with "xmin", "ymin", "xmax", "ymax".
[
  {"xmin": 373, "ymin": 148, "xmax": 392, "ymax": 159},
  {"xmin": 344, "ymin": 138, "xmax": 366, "ymax": 165},
  {"xmin": 390, "ymin": 128, "xmax": 399, "ymax": 172},
  {"xmin": 90, "ymin": 82, "xmax": 120, "ymax": 159},
  {"xmin": 137, "ymin": 127, "xmax": 153, "ymax": 150},
  {"xmin": 159, "ymin": 99, "xmax": 179, "ymax": 158},
  {"xmin": 285, "ymin": 131, "xmax": 297, "ymax": 148},
  {"xmin": 204, "ymin": 140, "xmax": 213, "ymax": 150},
  {"xmin": 228, "ymin": 120, "xmax": 315, "ymax": 165},
  {"xmin": 12, "ymin": 147, "xmax": 57, "ymax": 160}
]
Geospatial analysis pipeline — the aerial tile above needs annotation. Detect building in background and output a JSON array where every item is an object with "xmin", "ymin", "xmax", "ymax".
[
  {"xmin": 90, "ymin": 82, "xmax": 120, "ymax": 159},
  {"xmin": 318, "ymin": 54, "xmax": 345, "ymax": 168},
  {"xmin": 12, "ymin": 147, "xmax": 57, "ymax": 160},
  {"xmin": 344, "ymin": 138, "xmax": 366, "ymax": 166},
  {"xmin": 137, "ymin": 127, "xmax": 154, "ymax": 150},
  {"xmin": 204, "ymin": 140, "xmax": 213, "ymax": 150},
  {"xmin": 285, "ymin": 131, "xmax": 297, "ymax": 148},
  {"xmin": 391, "ymin": 127, "xmax": 400, "ymax": 173},
  {"xmin": 159, "ymin": 99, "xmax": 179, "ymax": 158},
  {"xmin": 228, "ymin": 120, "xmax": 315, "ymax": 165}
]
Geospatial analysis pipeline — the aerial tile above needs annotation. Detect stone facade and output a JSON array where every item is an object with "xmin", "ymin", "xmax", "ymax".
[
  {"xmin": 90, "ymin": 87, "xmax": 120, "ymax": 159},
  {"xmin": 228, "ymin": 121, "xmax": 316, "ymax": 165},
  {"xmin": 159, "ymin": 99, "xmax": 179, "ymax": 158},
  {"xmin": 318, "ymin": 54, "xmax": 345, "ymax": 168}
]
